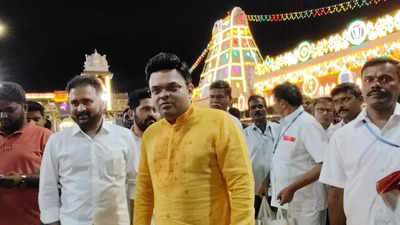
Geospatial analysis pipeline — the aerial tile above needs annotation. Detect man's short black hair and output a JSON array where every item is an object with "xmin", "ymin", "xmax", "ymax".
[
  {"xmin": 128, "ymin": 88, "xmax": 151, "ymax": 110},
  {"xmin": 210, "ymin": 80, "xmax": 232, "ymax": 98},
  {"xmin": 228, "ymin": 107, "xmax": 241, "ymax": 120},
  {"xmin": 27, "ymin": 101, "xmax": 45, "ymax": 116},
  {"xmin": 0, "ymin": 81, "xmax": 26, "ymax": 103},
  {"xmin": 361, "ymin": 57, "xmax": 400, "ymax": 75},
  {"xmin": 330, "ymin": 82, "xmax": 362, "ymax": 99},
  {"xmin": 272, "ymin": 82, "xmax": 303, "ymax": 107},
  {"xmin": 145, "ymin": 52, "xmax": 192, "ymax": 84},
  {"xmin": 66, "ymin": 75, "xmax": 104, "ymax": 94},
  {"xmin": 248, "ymin": 95, "xmax": 267, "ymax": 109}
]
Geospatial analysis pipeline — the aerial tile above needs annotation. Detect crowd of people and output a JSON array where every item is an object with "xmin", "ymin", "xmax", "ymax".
[{"xmin": 0, "ymin": 52, "xmax": 399, "ymax": 225}]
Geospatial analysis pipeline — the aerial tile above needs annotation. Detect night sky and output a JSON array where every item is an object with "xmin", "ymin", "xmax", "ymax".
[{"xmin": 0, "ymin": 0, "xmax": 398, "ymax": 93}]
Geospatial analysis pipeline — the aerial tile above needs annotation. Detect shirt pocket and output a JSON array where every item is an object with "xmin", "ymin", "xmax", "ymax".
[
  {"xmin": 276, "ymin": 138, "xmax": 296, "ymax": 160},
  {"xmin": 105, "ymin": 150, "xmax": 125, "ymax": 179}
]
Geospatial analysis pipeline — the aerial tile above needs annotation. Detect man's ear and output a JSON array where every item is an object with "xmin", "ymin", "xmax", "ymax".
[{"xmin": 22, "ymin": 102, "xmax": 28, "ymax": 114}]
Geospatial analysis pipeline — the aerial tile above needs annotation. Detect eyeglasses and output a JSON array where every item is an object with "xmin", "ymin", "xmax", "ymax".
[
  {"xmin": 0, "ymin": 105, "xmax": 19, "ymax": 118},
  {"xmin": 315, "ymin": 108, "xmax": 334, "ymax": 114}
]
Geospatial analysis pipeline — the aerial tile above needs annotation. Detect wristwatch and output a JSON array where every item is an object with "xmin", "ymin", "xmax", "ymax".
[{"xmin": 18, "ymin": 175, "xmax": 28, "ymax": 189}]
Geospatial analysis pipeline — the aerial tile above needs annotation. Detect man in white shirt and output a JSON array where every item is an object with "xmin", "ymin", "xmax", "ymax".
[
  {"xmin": 313, "ymin": 97, "xmax": 335, "ymax": 134},
  {"xmin": 209, "ymin": 80, "xmax": 243, "ymax": 130},
  {"xmin": 128, "ymin": 88, "xmax": 159, "ymax": 171},
  {"xmin": 127, "ymin": 87, "xmax": 159, "ymax": 220},
  {"xmin": 271, "ymin": 82, "xmax": 328, "ymax": 225},
  {"xmin": 325, "ymin": 82, "xmax": 363, "ymax": 225},
  {"xmin": 328, "ymin": 83, "xmax": 363, "ymax": 137},
  {"xmin": 320, "ymin": 57, "xmax": 400, "ymax": 225},
  {"xmin": 39, "ymin": 75, "xmax": 138, "ymax": 225},
  {"xmin": 244, "ymin": 95, "xmax": 279, "ymax": 217}
]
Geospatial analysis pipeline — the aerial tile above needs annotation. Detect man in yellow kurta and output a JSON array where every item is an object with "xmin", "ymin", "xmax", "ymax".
[{"xmin": 133, "ymin": 52, "xmax": 255, "ymax": 225}]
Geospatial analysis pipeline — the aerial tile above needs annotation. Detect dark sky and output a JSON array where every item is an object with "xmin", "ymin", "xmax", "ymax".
[{"xmin": 0, "ymin": 0, "xmax": 398, "ymax": 93}]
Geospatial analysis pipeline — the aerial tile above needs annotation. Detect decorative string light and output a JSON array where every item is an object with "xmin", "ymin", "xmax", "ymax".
[
  {"xmin": 255, "ymin": 9, "xmax": 400, "ymax": 75},
  {"xmin": 248, "ymin": 0, "xmax": 389, "ymax": 23},
  {"xmin": 189, "ymin": 43, "xmax": 211, "ymax": 73}
]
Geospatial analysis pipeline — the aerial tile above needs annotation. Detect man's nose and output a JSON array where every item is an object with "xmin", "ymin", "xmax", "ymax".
[
  {"xmin": 159, "ymin": 89, "xmax": 170, "ymax": 99},
  {"xmin": 77, "ymin": 104, "xmax": 87, "ymax": 112},
  {"xmin": 370, "ymin": 77, "xmax": 384, "ymax": 88}
]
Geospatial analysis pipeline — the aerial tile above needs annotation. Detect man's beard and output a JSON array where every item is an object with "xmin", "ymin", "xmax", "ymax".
[
  {"xmin": 72, "ymin": 111, "xmax": 103, "ymax": 132},
  {"xmin": 1, "ymin": 114, "xmax": 25, "ymax": 134},
  {"xmin": 135, "ymin": 114, "xmax": 156, "ymax": 132}
]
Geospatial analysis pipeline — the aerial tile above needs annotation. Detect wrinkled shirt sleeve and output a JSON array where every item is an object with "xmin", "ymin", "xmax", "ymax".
[
  {"xmin": 319, "ymin": 133, "xmax": 346, "ymax": 188},
  {"xmin": 133, "ymin": 136, "xmax": 154, "ymax": 225},
  {"xmin": 215, "ymin": 115, "xmax": 255, "ymax": 225},
  {"xmin": 39, "ymin": 135, "xmax": 61, "ymax": 224},
  {"xmin": 300, "ymin": 121, "xmax": 328, "ymax": 163}
]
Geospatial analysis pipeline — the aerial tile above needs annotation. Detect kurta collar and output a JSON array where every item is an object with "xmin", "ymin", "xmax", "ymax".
[{"xmin": 162, "ymin": 104, "xmax": 195, "ymax": 127}]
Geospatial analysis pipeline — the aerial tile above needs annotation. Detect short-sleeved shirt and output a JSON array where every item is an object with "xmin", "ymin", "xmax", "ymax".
[
  {"xmin": 0, "ymin": 123, "xmax": 52, "ymax": 225},
  {"xmin": 244, "ymin": 122, "xmax": 280, "ymax": 192},
  {"xmin": 326, "ymin": 121, "xmax": 345, "ymax": 139},
  {"xmin": 271, "ymin": 106, "xmax": 328, "ymax": 214},
  {"xmin": 320, "ymin": 104, "xmax": 400, "ymax": 225}
]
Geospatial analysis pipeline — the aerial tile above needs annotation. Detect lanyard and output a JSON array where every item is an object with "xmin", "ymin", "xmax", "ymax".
[
  {"xmin": 268, "ymin": 126, "xmax": 274, "ymax": 144},
  {"xmin": 273, "ymin": 111, "xmax": 304, "ymax": 153},
  {"xmin": 362, "ymin": 119, "xmax": 400, "ymax": 148}
]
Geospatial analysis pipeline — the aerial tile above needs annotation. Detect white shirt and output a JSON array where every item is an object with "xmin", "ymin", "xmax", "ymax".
[
  {"xmin": 320, "ymin": 104, "xmax": 400, "ymax": 225},
  {"xmin": 132, "ymin": 132, "xmax": 142, "ymax": 172},
  {"xmin": 39, "ymin": 122, "xmax": 138, "ymax": 225},
  {"xmin": 326, "ymin": 120, "xmax": 345, "ymax": 139},
  {"xmin": 244, "ymin": 122, "xmax": 280, "ymax": 192},
  {"xmin": 271, "ymin": 106, "xmax": 328, "ymax": 214}
]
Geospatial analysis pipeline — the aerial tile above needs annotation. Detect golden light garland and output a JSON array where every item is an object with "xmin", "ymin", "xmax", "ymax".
[
  {"xmin": 256, "ymin": 10, "xmax": 400, "ymax": 75},
  {"xmin": 253, "ymin": 41, "xmax": 400, "ymax": 95}
]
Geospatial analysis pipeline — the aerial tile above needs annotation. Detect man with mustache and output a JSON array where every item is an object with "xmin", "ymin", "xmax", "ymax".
[
  {"xmin": 244, "ymin": 95, "xmax": 280, "ymax": 218},
  {"xmin": 270, "ymin": 82, "xmax": 328, "ymax": 225},
  {"xmin": 134, "ymin": 52, "xmax": 254, "ymax": 225},
  {"xmin": 324, "ymin": 83, "xmax": 363, "ymax": 225},
  {"xmin": 320, "ymin": 57, "xmax": 400, "ymax": 225},
  {"xmin": 0, "ymin": 82, "xmax": 52, "ymax": 225},
  {"xmin": 328, "ymin": 83, "xmax": 363, "ymax": 138},
  {"xmin": 127, "ymin": 88, "xmax": 159, "ymax": 219},
  {"xmin": 39, "ymin": 75, "xmax": 138, "ymax": 225},
  {"xmin": 209, "ymin": 80, "xmax": 243, "ymax": 130}
]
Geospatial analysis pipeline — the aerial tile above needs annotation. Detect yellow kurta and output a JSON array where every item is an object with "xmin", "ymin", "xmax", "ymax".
[{"xmin": 134, "ymin": 105, "xmax": 255, "ymax": 225}]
